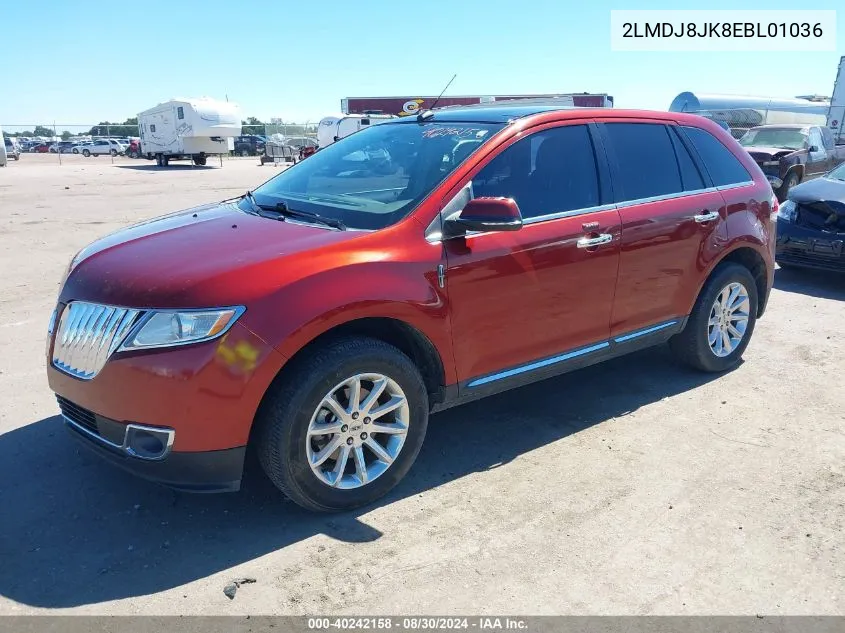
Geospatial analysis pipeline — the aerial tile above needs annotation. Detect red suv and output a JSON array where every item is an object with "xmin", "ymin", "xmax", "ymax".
[{"xmin": 47, "ymin": 105, "xmax": 776, "ymax": 511}]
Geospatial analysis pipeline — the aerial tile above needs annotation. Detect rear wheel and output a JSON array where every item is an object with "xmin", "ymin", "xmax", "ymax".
[
  {"xmin": 240, "ymin": 149, "xmax": 249, "ymax": 157},
  {"xmin": 193, "ymin": 155, "xmax": 207, "ymax": 166},
  {"xmin": 82, "ymin": 149, "xmax": 90, "ymax": 157},
  {"xmin": 256, "ymin": 337, "xmax": 429, "ymax": 512},
  {"xmin": 669, "ymin": 262, "xmax": 758, "ymax": 372},
  {"xmin": 110, "ymin": 149, "xmax": 117, "ymax": 156},
  {"xmin": 72, "ymin": 149, "xmax": 79, "ymax": 154}
]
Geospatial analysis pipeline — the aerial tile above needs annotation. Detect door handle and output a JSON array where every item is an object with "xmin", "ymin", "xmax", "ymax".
[
  {"xmin": 577, "ymin": 233, "xmax": 613, "ymax": 249},
  {"xmin": 694, "ymin": 210, "xmax": 719, "ymax": 223}
]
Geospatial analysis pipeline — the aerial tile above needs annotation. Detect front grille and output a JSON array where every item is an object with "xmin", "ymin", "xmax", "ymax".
[
  {"xmin": 57, "ymin": 396, "xmax": 99, "ymax": 436},
  {"xmin": 52, "ymin": 302, "xmax": 141, "ymax": 379}
]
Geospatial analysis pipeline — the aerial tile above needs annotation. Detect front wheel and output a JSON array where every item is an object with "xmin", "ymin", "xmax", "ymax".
[
  {"xmin": 72, "ymin": 149, "xmax": 79, "ymax": 154},
  {"xmin": 670, "ymin": 262, "xmax": 758, "ymax": 372},
  {"xmin": 256, "ymin": 337, "xmax": 429, "ymax": 512},
  {"xmin": 110, "ymin": 149, "xmax": 117, "ymax": 156}
]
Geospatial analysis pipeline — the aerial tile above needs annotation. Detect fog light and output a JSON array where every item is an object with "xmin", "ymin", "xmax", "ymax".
[{"xmin": 124, "ymin": 425, "xmax": 174, "ymax": 460}]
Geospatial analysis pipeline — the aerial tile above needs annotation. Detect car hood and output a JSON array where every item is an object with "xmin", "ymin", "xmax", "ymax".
[
  {"xmin": 60, "ymin": 201, "xmax": 363, "ymax": 309},
  {"xmin": 743, "ymin": 146, "xmax": 799, "ymax": 161},
  {"xmin": 788, "ymin": 176, "xmax": 845, "ymax": 204}
]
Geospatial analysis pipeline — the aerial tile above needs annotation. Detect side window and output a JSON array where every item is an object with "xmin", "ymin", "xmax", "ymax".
[
  {"xmin": 669, "ymin": 127, "xmax": 705, "ymax": 191},
  {"xmin": 177, "ymin": 106, "xmax": 184, "ymax": 120},
  {"xmin": 604, "ymin": 123, "xmax": 682, "ymax": 201},
  {"xmin": 472, "ymin": 125, "xmax": 600, "ymax": 219},
  {"xmin": 682, "ymin": 126, "xmax": 752, "ymax": 186},
  {"xmin": 150, "ymin": 124, "xmax": 156, "ymax": 133}
]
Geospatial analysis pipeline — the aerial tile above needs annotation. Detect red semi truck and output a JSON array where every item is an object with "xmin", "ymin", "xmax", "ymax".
[{"xmin": 341, "ymin": 93, "xmax": 613, "ymax": 116}]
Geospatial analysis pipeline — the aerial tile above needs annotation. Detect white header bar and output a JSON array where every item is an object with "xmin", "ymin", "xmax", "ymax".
[{"xmin": 611, "ymin": 10, "xmax": 836, "ymax": 51}]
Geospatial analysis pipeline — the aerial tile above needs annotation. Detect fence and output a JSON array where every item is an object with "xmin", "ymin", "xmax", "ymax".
[
  {"xmin": 1, "ymin": 122, "xmax": 319, "ymax": 163},
  {"xmin": 673, "ymin": 104, "xmax": 831, "ymax": 140}
]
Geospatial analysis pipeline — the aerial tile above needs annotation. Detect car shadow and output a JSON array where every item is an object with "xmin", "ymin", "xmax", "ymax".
[
  {"xmin": 774, "ymin": 265, "xmax": 845, "ymax": 301},
  {"xmin": 0, "ymin": 345, "xmax": 724, "ymax": 608},
  {"xmin": 115, "ymin": 165, "xmax": 217, "ymax": 171}
]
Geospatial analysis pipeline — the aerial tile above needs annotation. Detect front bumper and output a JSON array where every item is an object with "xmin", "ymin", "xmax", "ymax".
[
  {"xmin": 64, "ymin": 407, "xmax": 246, "ymax": 492},
  {"xmin": 776, "ymin": 218, "xmax": 845, "ymax": 272},
  {"xmin": 48, "ymin": 320, "xmax": 286, "ymax": 491}
]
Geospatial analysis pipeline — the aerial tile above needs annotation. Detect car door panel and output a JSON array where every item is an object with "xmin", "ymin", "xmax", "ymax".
[
  {"xmin": 611, "ymin": 191, "xmax": 727, "ymax": 335},
  {"xmin": 442, "ymin": 121, "xmax": 621, "ymax": 390},
  {"xmin": 445, "ymin": 209, "xmax": 621, "ymax": 384}
]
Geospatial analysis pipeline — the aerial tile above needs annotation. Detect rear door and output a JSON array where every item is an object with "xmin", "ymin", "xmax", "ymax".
[
  {"xmin": 444, "ymin": 122, "xmax": 621, "ymax": 389},
  {"xmin": 599, "ymin": 120, "xmax": 728, "ymax": 338}
]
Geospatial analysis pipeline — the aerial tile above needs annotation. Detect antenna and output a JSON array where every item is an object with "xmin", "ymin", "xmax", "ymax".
[{"xmin": 418, "ymin": 74, "xmax": 457, "ymax": 121}]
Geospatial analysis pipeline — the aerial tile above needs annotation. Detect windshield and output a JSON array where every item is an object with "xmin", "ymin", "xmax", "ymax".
[
  {"xmin": 739, "ymin": 128, "xmax": 807, "ymax": 150},
  {"xmin": 246, "ymin": 121, "xmax": 503, "ymax": 230},
  {"xmin": 828, "ymin": 162, "xmax": 845, "ymax": 181}
]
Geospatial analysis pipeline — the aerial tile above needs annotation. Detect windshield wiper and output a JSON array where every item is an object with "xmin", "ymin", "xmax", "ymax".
[{"xmin": 244, "ymin": 192, "xmax": 346, "ymax": 230}]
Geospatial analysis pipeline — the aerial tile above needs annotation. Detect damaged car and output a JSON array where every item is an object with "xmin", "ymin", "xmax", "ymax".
[
  {"xmin": 739, "ymin": 124, "xmax": 845, "ymax": 201},
  {"xmin": 776, "ymin": 161, "xmax": 845, "ymax": 272}
]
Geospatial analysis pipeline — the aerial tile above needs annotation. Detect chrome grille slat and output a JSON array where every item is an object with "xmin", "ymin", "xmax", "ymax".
[{"xmin": 52, "ymin": 302, "xmax": 141, "ymax": 379}]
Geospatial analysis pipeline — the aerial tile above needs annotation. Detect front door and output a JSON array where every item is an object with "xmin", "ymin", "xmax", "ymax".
[
  {"xmin": 807, "ymin": 127, "xmax": 829, "ymax": 177},
  {"xmin": 443, "ymin": 123, "xmax": 621, "ymax": 389}
]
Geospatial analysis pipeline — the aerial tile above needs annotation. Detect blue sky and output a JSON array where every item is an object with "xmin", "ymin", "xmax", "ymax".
[{"xmin": 1, "ymin": 0, "xmax": 842, "ymax": 128}]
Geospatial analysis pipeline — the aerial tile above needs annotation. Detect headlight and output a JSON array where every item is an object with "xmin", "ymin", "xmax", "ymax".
[
  {"xmin": 46, "ymin": 308, "xmax": 58, "ymax": 356},
  {"xmin": 120, "ymin": 307, "xmax": 244, "ymax": 350},
  {"xmin": 777, "ymin": 199, "xmax": 797, "ymax": 222}
]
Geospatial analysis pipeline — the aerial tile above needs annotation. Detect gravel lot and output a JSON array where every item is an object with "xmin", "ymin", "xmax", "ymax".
[{"xmin": 0, "ymin": 154, "xmax": 843, "ymax": 615}]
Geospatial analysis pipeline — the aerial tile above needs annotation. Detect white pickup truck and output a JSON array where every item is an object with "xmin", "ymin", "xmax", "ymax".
[{"xmin": 76, "ymin": 139, "xmax": 127, "ymax": 157}]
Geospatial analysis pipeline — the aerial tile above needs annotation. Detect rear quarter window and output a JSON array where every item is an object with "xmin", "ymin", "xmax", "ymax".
[{"xmin": 682, "ymin": 126, "xmax": 752, "ymax": 187}]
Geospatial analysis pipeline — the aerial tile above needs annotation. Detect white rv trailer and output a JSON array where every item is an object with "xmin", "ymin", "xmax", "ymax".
[
  {"xmin": 317, "ymin": 113, "xmax": 395, "ymax": 149},
  {"xmin": 828, "ymin": 56, "xmax": 845, "ymax": 145},
  {"xmin": 138, "ymin": 97, "xmax": 241, "ymax": 166},
  {"xmin": 0, "ymin": 125, "xmax": 6, "ymax": 167}
]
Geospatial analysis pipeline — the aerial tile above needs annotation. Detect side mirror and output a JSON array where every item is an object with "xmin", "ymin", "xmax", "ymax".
[
  {"xmin": 445, "ymin": 197, "xmax": 523, "ymax": 236},
  {"xmin": 808, "ymin": 145, "xmax": 819, "ymax": 152}
]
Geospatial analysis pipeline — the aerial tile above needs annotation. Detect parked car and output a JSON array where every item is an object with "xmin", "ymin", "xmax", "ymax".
[
  {"xmin": 31, "ymin": 142, "xmax": 51, "ymax": 153},
  {"xmin": 776, "ymin": 161, "xmax": 845, "ymax": 271},
  {"xmin": 76, "ymin": 139, "xmax": 126, "ymax": 157},
  {"xmin": 4, "ymin": 137, "xmax": 21, "ymax": 161},
  {"xmin": 233, "ymin": 134, "xmax": 266, "ymax": 156},
  {"xmin": 47, "ymin": 105, "xmax": 775, "ymax": 511},
  {"xmin": 739, "ymin": 124, "xmax": 845, "ymax": 200}
]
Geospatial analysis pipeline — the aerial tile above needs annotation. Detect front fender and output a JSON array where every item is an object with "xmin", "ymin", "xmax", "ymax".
[{"xmin": 240, "ymin": 257, "xmax": 457, "ymax": 385}]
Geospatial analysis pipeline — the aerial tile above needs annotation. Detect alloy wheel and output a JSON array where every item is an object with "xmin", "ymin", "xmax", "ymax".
[
  {"xmin": 708, "ymin": 282, "xmax": 750, "ymax": 357},
  {"xmin": 306, "ymin": 373, "xmax": 409, "ymax": 489}
]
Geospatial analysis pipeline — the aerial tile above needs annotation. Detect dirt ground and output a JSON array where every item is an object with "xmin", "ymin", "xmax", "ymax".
[{"xmin": 0, "ymin": 154, "xmax": 843, "ymax": 615}]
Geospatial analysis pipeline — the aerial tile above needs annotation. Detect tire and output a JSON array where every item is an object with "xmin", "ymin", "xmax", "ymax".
[
  {"xmin": 240, "ymin": 149, "xmax": 250, "ymax": 157},
  {"xmin": 256, "ymin": 337, "xmax": 429, "ymax": 512},
  {"xmin": 161, "ymin": 155, "xmax": 169, "ymax": 166},
  {"xmin": 72, "ymin": 149, "xmax": 79, "ymax": 154},
  {"xmin": 82, "ymin": 149, "xmax": 90, "ymax": 157},
  {"xmin": 192, "ymin": 156, "xmax": 207, "ymax": 166},
  {"xmin": 92, "ymin": 153, "xmax": 99, "ymax": 157},
  {"xmin": 669, "ymin": 262, "xmax": 758, "ymax": 372},
  {"xmin": 110, "ymin": 149, "xmax": 117, "ymax": 156},
  {"xmin": 13, "ymin": 154, "xmax": 19, "ymax": 161},
  {"xmin": 777, "ymin": 171, "xmax": 800, "ymax": 201}
]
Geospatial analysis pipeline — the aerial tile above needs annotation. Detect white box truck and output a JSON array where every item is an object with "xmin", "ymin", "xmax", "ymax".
[
  {"xmin": 828, "ymin": 56, "xmax": 845, "ymax": 145},
  {"xmin": 138, "ymin": 97, "xmax": 241, "ymax": 166}
]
